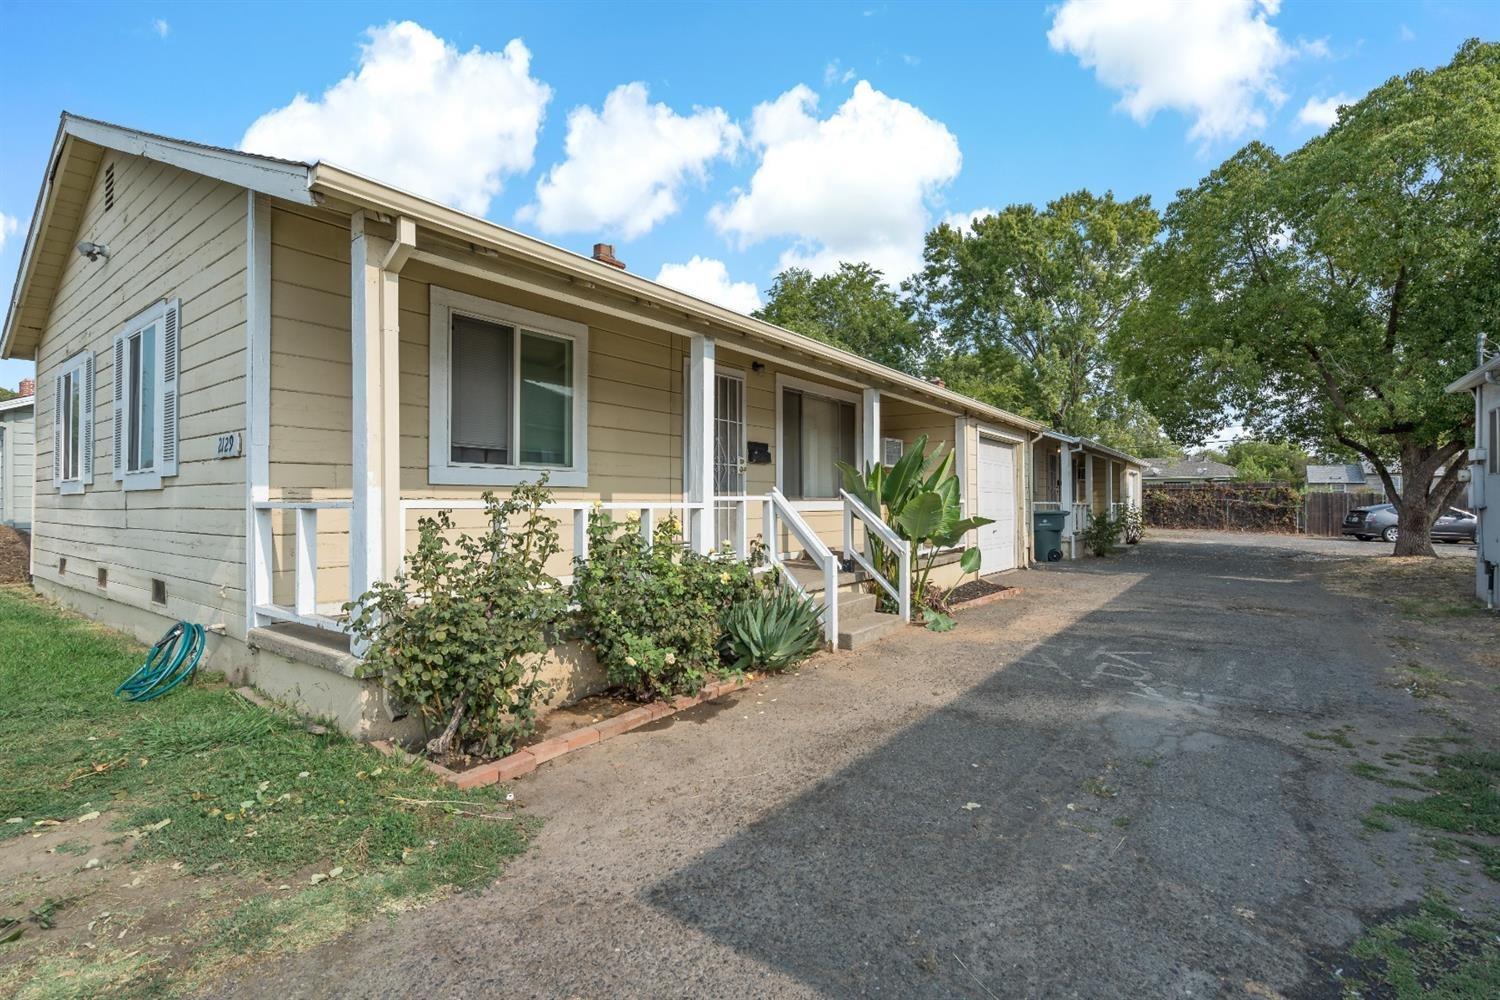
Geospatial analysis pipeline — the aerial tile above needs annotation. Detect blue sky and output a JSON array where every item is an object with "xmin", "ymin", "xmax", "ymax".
[{"xmin": 1, "ymin": 1, "xmax": 1494, "ymax": 396}]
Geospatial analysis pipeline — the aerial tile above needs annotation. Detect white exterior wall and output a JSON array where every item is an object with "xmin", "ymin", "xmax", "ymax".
[
  {"xmin": 0, "ymin": 402, "xmax": 35, "ymax": 529},
  {"xmin": 1475, "ymin": 377, "xmax": 1499, "ymax": 605}
]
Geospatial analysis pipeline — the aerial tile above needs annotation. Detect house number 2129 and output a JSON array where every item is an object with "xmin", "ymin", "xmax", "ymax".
[{"xmin": 214, "ymin": 432, "xmax": 243, "ymax": 459}]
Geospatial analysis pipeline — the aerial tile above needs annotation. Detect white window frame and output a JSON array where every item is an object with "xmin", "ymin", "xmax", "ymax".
[
  {"xmin": 112, "ymin": 298, "xmax": 180, "ymax": 492},
  {"xmin": 774, "ymin": 373, "xmax": 863, "ymax": 510},
  {"xmin": 428, "ymin": 286, "xmax": 589, "ymax": 488},
  {"xmin": 54, "ymin": 350, "xmax": 94, "ymax": 496}
]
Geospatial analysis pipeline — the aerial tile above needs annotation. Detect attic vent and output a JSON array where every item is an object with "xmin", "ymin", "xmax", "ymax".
[{"xmin": 104, "ymin": 163, "xmax": 116, "ymax": 211}]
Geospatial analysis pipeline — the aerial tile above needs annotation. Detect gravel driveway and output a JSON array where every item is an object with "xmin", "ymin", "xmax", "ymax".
[{"xmin": 217, "ymin": 531, "xmax": 1496, "ymax": 999}]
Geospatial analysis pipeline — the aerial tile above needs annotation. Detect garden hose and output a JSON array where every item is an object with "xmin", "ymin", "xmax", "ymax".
[{"xmin": 114, "ymin": 622, "xmax": 207, "ymax": 702}]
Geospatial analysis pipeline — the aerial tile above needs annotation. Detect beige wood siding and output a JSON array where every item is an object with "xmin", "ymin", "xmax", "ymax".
[
  {"xmin": 0, "ymin": 406, "xmax": 35, "ymax": 527},
  {"xmin": 31, "ymin": 152, "xmax": 249, "ymax": 633}
]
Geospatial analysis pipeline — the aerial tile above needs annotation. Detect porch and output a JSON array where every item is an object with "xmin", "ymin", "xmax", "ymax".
[
  {"xmin": 240, "ymin": 203, "xmax": 1021, "ymax": 675},
  {"xmin": 1030, "ymin": 432, "xmax": 1142, "ymax": 558}
]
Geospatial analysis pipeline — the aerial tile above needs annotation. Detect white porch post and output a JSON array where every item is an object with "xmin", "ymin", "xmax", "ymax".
[
  {"xmin": 862, "ymin": 388, "xmax": 881, "ymax": 471},
  {"xmin": 1084, "ymin": 452, "xmax": 1095, "ymax": 533},
  {"xmin": 244, "ymin": 192, "xmax": 271, "ymax": 631},
  {"xmin": 1106, "ymin": 459, "xmax": 1115, "ymax": 512},
  {"xmin": 687, "ymin": 334, "xmax": 716, "ymax": 554},
  {"xmin": 1059, "ymin": 440, "xmax": 1074, "ymax": 556}
]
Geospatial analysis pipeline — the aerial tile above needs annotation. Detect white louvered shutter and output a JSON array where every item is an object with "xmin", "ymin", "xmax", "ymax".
[
  {"xmin": 159, "ymin": 299, "xmax": 181, "ymax": 477},
  {"xmin": 53, "ymin": 373, "xmax": 64, "ymax": 487},
  {"xmin": 81, "ymin": 353, "xmax": 95, "ymax": 484},
  {"xmin": 112, "ymin": 335, "xmax": 126, "ymax": 480}
]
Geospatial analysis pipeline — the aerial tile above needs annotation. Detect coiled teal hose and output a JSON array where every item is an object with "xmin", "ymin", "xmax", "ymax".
[{"xmin": 115, "ymin": 622, "xmax": 207, "ymax": 702}]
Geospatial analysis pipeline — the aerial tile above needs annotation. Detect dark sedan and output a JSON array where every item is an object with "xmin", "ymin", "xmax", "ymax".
[{"xmin": 1342, "ymin": 503, "xmax": 1477, "ymax": 543}]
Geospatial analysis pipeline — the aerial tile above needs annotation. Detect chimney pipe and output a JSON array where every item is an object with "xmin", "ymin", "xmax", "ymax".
[{"xmin": 591, "ymin": 243, "xmax": 626, "ymax": 270}]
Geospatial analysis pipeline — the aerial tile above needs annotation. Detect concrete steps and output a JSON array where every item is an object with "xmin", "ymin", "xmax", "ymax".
[{"xmin": 781, "ymin": 557, "xmax": 908, "ymax": 651}]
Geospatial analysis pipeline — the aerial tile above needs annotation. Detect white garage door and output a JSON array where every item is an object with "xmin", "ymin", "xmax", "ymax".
[{"xmin": 977, "ymin": 437, "xmax": 1017, "ymax": 573}]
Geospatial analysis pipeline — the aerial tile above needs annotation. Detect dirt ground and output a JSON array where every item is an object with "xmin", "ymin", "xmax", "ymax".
[
  {"xmin": 0, "ymin": 527, "xmax": 29, "ymax": 584},
  {"xmin": 207, "ymin": 529, "xmax": 1499, "ymax": 999}
]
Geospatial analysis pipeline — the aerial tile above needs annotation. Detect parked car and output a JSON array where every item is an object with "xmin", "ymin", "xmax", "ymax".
[{"xmin": 1342, "ymin": 503, "xmax": 1477, "ymax": 543}]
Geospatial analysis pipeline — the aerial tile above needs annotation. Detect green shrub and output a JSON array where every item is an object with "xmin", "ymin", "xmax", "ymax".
[
  {"xmin": 1081, "ymin": 510, "xmax": 1122, "ymax": 557},
  {"xmin": 344, "ymin": 481, "xmax": 569, "ymax": 759},
  {"xmin": 720, "ymin": 586, "xmax": 824, "ymax": 673},
  {"xmin": 571, "ymin": 509, "xmax": 762, "ymax": 701}
]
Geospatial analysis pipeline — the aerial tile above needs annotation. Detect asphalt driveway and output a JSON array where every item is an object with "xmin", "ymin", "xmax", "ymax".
[{"xmin": 218, "ymin": 531, "xmax": 1496, "ymax": 999}]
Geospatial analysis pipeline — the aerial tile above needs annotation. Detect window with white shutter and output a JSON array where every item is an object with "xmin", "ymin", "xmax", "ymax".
[
  {"xmin": 54, "ymin": 351, "xmax": 94, "ymax": 495},
  {"xmin": 112, "ymin": 298, "xmax": 181, "ymax": 491}
]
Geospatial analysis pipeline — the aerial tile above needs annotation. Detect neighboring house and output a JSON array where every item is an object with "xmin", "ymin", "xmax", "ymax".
[
  {"xmin": 1305, "ymin": 464, "xmax": 1372, "ymax": 493},
  {"xmin": 1029, "ymin": 431, "xmax": 1145, "ymax": 559},
  {"xmin": 1448, "ymin": 351, "xmax": 1499, "ymax": 607},
  {"xmin": 1, "ymin": 114, "xmax": 1047, "ymax": 736},
  {"xmin": 0, "ymin": 380, "xmax": 36, "ymax": 530},
  {"xmin": 1141, "ymin": 455, "xmax": 1238, "ymax": 485}
]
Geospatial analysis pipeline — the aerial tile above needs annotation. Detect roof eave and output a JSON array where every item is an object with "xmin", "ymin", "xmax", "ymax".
[
  {"xmin": 307, "ymin": 162, "xmax": 1044, "ymax": 433},
  {"xmin": 1446, "ymin": 356, "xmax": 1500, "ymax": 393}
]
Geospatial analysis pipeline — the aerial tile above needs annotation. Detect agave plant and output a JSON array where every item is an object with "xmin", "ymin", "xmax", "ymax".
[
  {"xmin": 837, "ymin": 434, "xmax": 992, "ymax": 615},
  {"xmin": 719, "ymin": 586, "xmax": 824, "ymax": 672}
]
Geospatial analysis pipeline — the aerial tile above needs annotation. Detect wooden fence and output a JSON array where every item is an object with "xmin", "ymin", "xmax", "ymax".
[{"xmin": 1303, "ymin": 490, "xmax": 1385, "ymax": 537}]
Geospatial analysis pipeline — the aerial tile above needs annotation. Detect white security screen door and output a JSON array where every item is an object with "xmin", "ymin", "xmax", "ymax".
[{"xmin": 713, "ymin": 371, "xmax": 746, "ymax": 551}]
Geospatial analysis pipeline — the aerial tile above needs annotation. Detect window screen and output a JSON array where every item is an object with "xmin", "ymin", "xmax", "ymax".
[{"xmin": 450, "ymin": 314, "xmax": 513, "ymax": 465}]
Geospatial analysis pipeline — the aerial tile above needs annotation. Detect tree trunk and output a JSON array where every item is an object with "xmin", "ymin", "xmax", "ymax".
[{"xmin": 1392, "ymin": 442, "xmax": 1437, "ymax": 557}]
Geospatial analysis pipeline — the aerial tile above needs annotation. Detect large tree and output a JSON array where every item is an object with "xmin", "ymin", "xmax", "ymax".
[
  {"xmin": 910, "ymin": 190, "xmax": 1159, "ymax": 435},
  {"xmin": 1117, "ymin": 40, "xmax": 1499, "ymax": 555},
  {"xmin": 753, "ymin": 262, "xmax": 928, "ymax": 372},
  {"xmin": 1222, "ymin": 440, "xmax": 1311, "ymax": 485}
]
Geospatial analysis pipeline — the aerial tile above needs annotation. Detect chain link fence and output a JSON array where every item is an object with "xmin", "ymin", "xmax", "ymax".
[{"xmin": 1142, "ymin": 483, "xmax": 1304, "ymax": 533}]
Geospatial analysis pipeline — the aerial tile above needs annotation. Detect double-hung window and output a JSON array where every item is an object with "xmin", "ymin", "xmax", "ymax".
[
  {"xmin": 112, "ymin": 299, "xmax": 181, "ymax": 491},
  {"xmin": 53, "ymin": 351, "xmax": 95, "ymax": 495},
  {"xmin": 429, "ymin": 287, "xmax": 588, "ymax": 487},
  {"xmin": 778, "ymin": 376, "xmax": 858, "ymax": 501}
]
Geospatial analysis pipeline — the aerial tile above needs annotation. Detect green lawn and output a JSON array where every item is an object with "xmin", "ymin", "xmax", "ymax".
[{"xmin": 0, "ymin": 586, "xmax": 531, "ymax": 997}]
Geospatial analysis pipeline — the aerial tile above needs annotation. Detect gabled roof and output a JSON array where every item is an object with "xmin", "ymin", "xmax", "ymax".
[
  {"xmin": 2, "ymin": 114, "xmax": 1046, "ymax": 436},
  {"xmin": 1039, "ymin": 430, "xmax": 1144, "ymax": 467},
  {"xmin": 1306, "ymin": 463, "xmax": 1367, "ymax": 485},
  {"xmin": 1141, "ymin": 455, "xmax": 1238, "ymax": 481},
  {"xmin": 2, "ymin": 114, "xmax": 315, "ymax": 360}
]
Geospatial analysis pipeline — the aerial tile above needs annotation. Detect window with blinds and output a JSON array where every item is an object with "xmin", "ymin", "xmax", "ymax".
[{"xmin": 781, "ymin": 387, "xmax": 855, "ymax": 500}]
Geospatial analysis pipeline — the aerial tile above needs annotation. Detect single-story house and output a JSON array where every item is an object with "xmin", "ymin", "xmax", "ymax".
[
  {"xmin": 1447, "ymin": 351, "xmax": 1499, "ymax": 606},
  {"xmin": 2, "ymin": 114, "xmax": 1050, "ymax": 736},
  {"xmin": 1306, "ymin": 461, "xmax": 1469, "ymax": 508},
  {"xmin": 0, "ymin": 381, "xmax": 36, "ymax": 529},
  {"xmin": 1141, "ymin": 454, "xmax": 1237, "ymax": 485},
  {"xmin": 1029, "ymin": 431, "xmax": 1144, "ymax": 559}
]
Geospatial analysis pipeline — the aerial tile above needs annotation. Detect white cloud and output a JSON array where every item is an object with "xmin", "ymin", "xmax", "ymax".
[
  {"xmin": 0, "ymin": 212, "xmax": 19, "ymax": 256},
  {"xmin": 710, "ymin": 81, "xmax": 961, "ymax": 283},
  {"xmin": 152, "ymin": 18, "xmax": 170, "ymax": 38},
  {"xmin": 519, "ymin": 83, "xmax": 740, "ymax": 239},
  {"xmin": 1047, "ymin": 0, "xmax": 1294, "ymax": 143},
  {"xmin": 654, "ymin": 256, "xmax": 762, "ymax": 314},
  {"xmin": 1295, "ymin": 92, "xmax": 1350, "ymax": 129},
  {"xmin": 823, "ymin": 60, "xmax": 856, "ymax": 86},
  {"xmin": 940, "ymin": 207, "xmax": 996, "ymax": 234},
  {"xmin": 240, "ymin": 21, "xmax": 551, "ymax": 216}
]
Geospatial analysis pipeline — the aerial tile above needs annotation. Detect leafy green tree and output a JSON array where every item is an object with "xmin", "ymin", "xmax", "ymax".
[
  {"xmin": 1117, "ymin": 40, "xmax": 1499, "ymax": 555},
  {"xmin": 754, "ymin": 262, "xmax": 928, "ymax": 371},
  {"xmin": 910, "ymin": 190, "xmax": 1159, "ymax": 435},
  {"xmin": 1223, "ymin": 440, "xmax": 1310, "ymax": 485}
]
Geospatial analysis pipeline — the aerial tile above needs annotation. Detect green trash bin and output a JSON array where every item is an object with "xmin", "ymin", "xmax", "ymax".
[{"xmin": 1033, "ymin": 509, "xmax": 1071, "ymax": 563}]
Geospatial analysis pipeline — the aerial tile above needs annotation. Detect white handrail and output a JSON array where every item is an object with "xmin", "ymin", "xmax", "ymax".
[
  {"xmin": 840, "ymin": 489, "xmax": 911, "ymax": 623},
  {"xmin": 765, "ymin": 488, "xmax": 839, "ymax": 645}
]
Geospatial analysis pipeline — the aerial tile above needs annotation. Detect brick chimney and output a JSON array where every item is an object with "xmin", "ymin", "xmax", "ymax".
[
  {"xmin": 17, "ymin": 378, "xmax": 34, "ymax": 398},
  {"xmin": 591, "ymin": 243, "xmax": 626, "ymax": 270}
]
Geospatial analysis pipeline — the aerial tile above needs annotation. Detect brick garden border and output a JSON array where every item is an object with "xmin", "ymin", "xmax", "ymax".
[{"xmin": 373, "ymin": 675, "xmax": 753, "ymax": 790}]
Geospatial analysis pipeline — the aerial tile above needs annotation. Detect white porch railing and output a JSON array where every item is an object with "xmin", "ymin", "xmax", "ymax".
[
  {"xmin": 251, "ymin": 499, "xmax": 354, "ymax": 632},
  {"xmin": 1034, "ymin": 500, "xmax": 1063, "ymax": 511},
  {"xmin": 763, "ymin": 488, "xmax": 839, "ymax": 645},
  {"xmin": 841, "ymin": 489, "xmax": 911, "ymax": 623},
  {"xmin": 1072, "ymin": 502, "xmax": 1092, "ymax": 532}
]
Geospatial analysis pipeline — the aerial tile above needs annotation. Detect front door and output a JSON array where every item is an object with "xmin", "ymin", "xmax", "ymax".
[{"xmin": 713, "ymin": 371, "xmax": 746, "ymax": 551}]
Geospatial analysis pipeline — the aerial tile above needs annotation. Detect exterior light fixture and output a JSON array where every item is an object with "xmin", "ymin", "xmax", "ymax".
[{"xmin": 76, "ymin": 241, "xmax": 110, "ymax": 261}]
